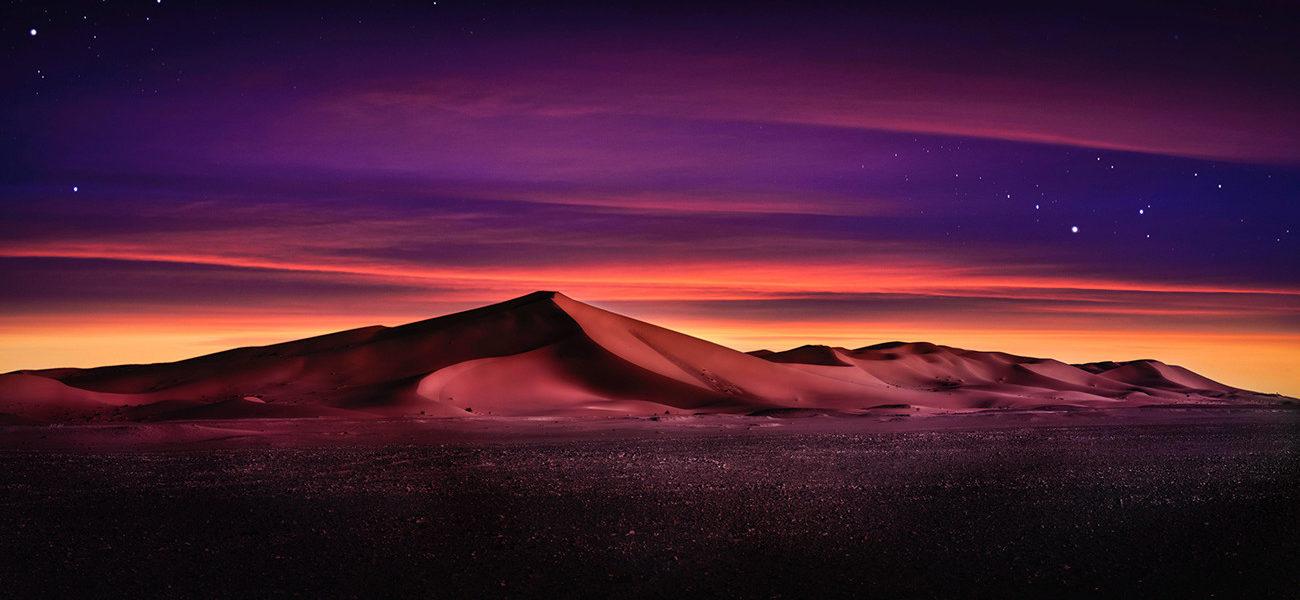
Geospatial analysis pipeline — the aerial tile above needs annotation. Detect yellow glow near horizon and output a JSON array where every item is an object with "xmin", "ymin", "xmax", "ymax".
[{"xmin": 3, "ymin": 311, "xmax": 1296, "ymax": 398}]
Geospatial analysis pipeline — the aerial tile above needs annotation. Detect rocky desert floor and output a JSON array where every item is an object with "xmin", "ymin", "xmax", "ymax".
[{"xmin": 1, "ymin": 407, "xmax": 1296, "ymax": 599}]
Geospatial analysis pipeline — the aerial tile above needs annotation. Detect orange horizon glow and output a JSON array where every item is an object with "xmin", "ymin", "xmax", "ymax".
[
  {"xmin": 4, "ymin": 293, "xmax": 1298, "ymax": 398},
  {"xmin": 4, "ymin": 235, "xmax": 1298, "ymax": 398}
]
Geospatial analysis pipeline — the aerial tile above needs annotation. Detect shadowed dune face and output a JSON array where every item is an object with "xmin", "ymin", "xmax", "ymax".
[
  {"xmin": 0, "ymin": 292, "xmax": 1289, "ymax": 422},
  {"xmin": 748, "ymin": 345, "xmax": 852, "ymax": 367}
]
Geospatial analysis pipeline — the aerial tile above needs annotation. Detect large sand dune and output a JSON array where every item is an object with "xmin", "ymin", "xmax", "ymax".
[{"xmin": 1, "ymin": 292, "xmax": 1287, "ymax": 422}]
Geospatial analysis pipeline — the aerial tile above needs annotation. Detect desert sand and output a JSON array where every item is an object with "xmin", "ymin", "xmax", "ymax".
[
  {"xmin": 1, "ymin": 411, "xmax": 1296, "ymax": 598},
  {"xmin": 1, "ymin": 291, "xmax": 1289, "ymax": 422}
]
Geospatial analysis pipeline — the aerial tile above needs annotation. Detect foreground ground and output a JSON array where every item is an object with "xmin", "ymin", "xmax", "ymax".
[{"xmin": 1, "ymin": 408, "xmax": 1296, "ymax": 598}]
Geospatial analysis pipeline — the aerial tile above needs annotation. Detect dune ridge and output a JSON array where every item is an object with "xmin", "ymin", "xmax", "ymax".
[{"xmin": 1, "ymin": 292, "xmax": 1288, "ymax": 422}]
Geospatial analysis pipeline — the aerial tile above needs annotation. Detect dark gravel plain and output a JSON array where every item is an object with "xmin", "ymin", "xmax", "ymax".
[{"xmin": 0, "ymin": 412, "xmax": 1296, "ymax": 599}]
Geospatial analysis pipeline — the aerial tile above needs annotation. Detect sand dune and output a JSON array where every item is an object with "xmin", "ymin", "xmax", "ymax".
[{"xmin": 2, "ymin": 292, "xmax": 1287, "ymax": 422}]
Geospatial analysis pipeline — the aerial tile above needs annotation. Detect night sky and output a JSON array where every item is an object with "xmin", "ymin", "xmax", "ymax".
[{"xmin": 3, "ymin": 1, "xmax": 1298, "ymax": 394}]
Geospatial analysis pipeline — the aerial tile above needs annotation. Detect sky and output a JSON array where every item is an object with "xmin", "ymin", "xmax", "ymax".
[{"xmin": 2, "ymin": 1, "xmax": 1298, "ymax": 395}]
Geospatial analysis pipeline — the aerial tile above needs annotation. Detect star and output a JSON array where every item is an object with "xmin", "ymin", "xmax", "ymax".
[
  {"xmin": 1139, "ymin": 209, "xmax": 1144, "ymax": 215},
  {"xmin": 1071, "ymin": 226, "xmax": 1079, "ymax": 233},
  {"xmin": 72, "ymin": 186, "xmax": 79, "ymax": 192},
  {"xmin": 29, "ymin": 28, "xmax": 37, "ymax": 36}
]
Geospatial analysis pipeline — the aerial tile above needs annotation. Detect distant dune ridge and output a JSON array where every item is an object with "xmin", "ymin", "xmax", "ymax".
[{"xmin": 0, "ymin": 291, "xmax": 1289, "ymax": 422}]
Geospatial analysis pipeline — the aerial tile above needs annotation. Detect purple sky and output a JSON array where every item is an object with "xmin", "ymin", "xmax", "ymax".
[{"xmin": 2, "ymin": 1, "xmax": 1298, "ymax": 394}]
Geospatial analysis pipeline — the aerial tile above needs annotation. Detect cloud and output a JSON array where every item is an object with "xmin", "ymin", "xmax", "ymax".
[{"xmin": 315, "ymin": 49, "xmax": 1299, "ymax": 164}]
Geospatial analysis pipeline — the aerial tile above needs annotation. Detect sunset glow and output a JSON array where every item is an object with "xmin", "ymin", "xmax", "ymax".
[{"xmin": 3, "ymin": 2, "xmax": 1297, "ymax": 395}]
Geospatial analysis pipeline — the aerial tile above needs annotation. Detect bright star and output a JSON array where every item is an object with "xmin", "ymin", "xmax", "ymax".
[
  {"xmin": 1139, "ymin": 209, "xmax": 1144, "ymax": 215},
  {"xmin": 29, "ymin": 28, "xmax": 37, "ymax": 36},
  {"xmin": 72, "ymin": 186, "xmax": 79, "ymax": 192},
  {"xmin": 1071, "ymin": 226, "xmax": 1079, "ymax": 233}
]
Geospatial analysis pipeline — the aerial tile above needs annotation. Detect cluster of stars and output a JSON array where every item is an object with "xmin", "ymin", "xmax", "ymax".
[
  {"xmin": 23, "ymin": 1, "xmax": 182, "ymax": 97},
  {"xmin": 889, "ymin": 148, "xmax": 1276, "ymax": 244}
]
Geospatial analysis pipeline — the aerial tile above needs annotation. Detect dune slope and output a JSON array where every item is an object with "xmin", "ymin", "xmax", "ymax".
[{"xmin": 2, "ymin": 292, "xmax": 1287, "ymax": 422}]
